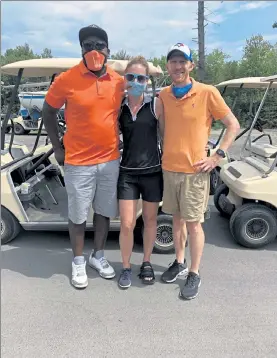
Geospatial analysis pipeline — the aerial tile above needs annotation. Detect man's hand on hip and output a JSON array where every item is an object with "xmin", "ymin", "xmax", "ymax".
[{"xmin": 193, "ymin": 154, "xmax": 221, "ymax": 173}]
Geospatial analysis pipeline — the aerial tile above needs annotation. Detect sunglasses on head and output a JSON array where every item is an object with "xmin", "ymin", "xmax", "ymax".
[
  {"xmin": 125, "ymin": 73, "xmax": 149, "ymax": 83},
  {"xmin": 82, "ymin": 41, "xmax": 107, "ymax": 52}
]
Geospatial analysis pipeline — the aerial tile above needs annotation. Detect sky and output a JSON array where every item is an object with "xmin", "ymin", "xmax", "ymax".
[{"xmin": 1, "ymin": 1, "xmax": 277, "ymax": 61}]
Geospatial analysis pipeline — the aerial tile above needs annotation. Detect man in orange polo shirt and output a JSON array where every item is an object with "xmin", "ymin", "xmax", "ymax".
[
  {"xmin": 158, "ymin": 43, "xmax": 240, "ymax": 300},
  {"xmin": 42, "ymin": 25, "xmax": 124, "ymax": 289}
]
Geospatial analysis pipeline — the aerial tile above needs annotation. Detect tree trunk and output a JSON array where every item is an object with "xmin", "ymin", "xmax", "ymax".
[{"xmin": 198, "ymin": 1, "xmax": 205, "ymax": 82}]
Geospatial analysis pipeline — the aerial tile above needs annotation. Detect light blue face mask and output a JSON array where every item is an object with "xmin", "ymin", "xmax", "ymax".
[
  {"xmin": 127, "ymin": 81, "xmax": 147, "ymax": 97},
  {"xmin": 172, "ymin": 82, "xmax": 192, "ymax": 98}
]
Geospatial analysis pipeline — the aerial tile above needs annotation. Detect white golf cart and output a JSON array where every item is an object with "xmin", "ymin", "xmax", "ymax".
[
  {"xmin": 208, "ymin": 77, "xmax": 276, "ymax": 195},
  {"xmin": 1, "ymin": 57, "xmax": 179, "ymax": 254},
  {"xmin": 214, "ymin": 74, "xmax": 277, "ymax": 248}
]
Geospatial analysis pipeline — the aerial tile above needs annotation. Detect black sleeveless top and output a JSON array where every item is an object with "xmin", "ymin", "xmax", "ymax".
[{"xmin": 119, "ymin": 96, "xmax": 162, "ymax": 175}]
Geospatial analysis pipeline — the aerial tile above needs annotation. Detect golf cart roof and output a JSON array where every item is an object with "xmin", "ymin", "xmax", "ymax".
[
  {"xmin": 2, "ymin": 81, "xmax": 51, "ymax": 90},
  {"xmin": 260, "ymin": 74, "xmax": 277, "ymax": 82},
  {"xmin": 1, "ymin": 58, "xmax": 163, "ymax": 77},
  {"xmin": 216, "ymin": 77, "xmax": 277, "ymax": 89}
]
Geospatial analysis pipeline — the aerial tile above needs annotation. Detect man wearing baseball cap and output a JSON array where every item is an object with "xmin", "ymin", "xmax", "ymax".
[
  {"xmin": 42, "ymin": 25, "xmax": 124, "ymax": 289},
  {"xmin": 158, "ymin": 43, "xmax": 240, "ymax": 299}
]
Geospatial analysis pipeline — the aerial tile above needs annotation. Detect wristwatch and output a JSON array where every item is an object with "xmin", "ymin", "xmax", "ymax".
[{"xmin": 216, "ymin": 148, "xmax": 226, "ymax": 158}]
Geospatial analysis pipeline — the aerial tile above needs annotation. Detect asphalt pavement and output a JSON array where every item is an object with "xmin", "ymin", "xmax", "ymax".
[{"xmin": 1, "ymin": 130, "xmax": 277, "ymax": 358}]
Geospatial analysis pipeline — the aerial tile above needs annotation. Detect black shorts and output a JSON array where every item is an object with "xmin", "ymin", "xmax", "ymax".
[{"xmin": 117, "ymin": 171, "xmax": 163, "ymax": 202}]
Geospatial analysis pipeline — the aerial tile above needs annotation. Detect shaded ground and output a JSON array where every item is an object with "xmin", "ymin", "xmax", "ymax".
[
  {"xmin": 1, "ymin": 130, "xmax": 277, "ymax": 358},
  {"xmin": 2, "ymin": 210, "xmax": 277, "ymax": 358}
]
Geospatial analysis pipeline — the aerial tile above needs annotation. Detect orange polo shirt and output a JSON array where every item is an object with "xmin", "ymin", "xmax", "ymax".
[
  {"xmin": 159, "ymin": 78, "xmax": 231, "ymax": 173},
  {"xmin": 45, "ymin": 61, "xmax": 124, "ymax": 165}
]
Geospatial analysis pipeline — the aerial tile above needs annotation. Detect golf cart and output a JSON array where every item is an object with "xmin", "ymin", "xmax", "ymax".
[
  {"xmin": 208, "ymin": 77, "xmax": 276, "ymax": 195},
  {"xmin": 1, "ymin": 57, "xmax": 178, "ymax": 254},
  {"xmin": 213, "ymin": 74, "xmax": 277, "ymax": 248}
]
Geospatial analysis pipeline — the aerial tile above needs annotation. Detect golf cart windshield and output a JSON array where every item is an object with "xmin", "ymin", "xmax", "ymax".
[
  {"xmin": 1, "ymin": 58, "xmax": 163, "ymax": 169},
  {"xmin": 212, "ymin": 77, "xmax": 277, "ymax": 148},
  {"xmin": 240, "ymin": 74, "xmax": 277, "ymax": 175}
]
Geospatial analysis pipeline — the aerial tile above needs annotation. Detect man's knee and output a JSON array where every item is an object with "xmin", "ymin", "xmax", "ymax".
[{"xmin": 186, "ymin": 221, "xmax": 203, "ymax": 236}]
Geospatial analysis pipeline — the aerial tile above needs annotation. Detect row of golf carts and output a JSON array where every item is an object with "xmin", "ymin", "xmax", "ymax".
[{"xmin": 1, "ymin": 58, "xmax": 277, "ymax": 252}]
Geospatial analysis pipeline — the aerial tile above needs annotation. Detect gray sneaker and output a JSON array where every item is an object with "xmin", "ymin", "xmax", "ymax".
[{"xmin": 118, "ymin": 268, "xmax": 132, "ymax": 288}]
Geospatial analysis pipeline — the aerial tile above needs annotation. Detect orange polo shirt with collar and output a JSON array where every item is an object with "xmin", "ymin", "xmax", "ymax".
[
  {"xmin": 45, "ymin": 60, "xmax": 124, "ymax": 166},
  {"xmin": 159, "ymin": 78, "xmax": 231, "ymax": 174}
]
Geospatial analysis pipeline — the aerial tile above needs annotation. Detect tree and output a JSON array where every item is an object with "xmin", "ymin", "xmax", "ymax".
[
  {"xmin": 205, "ymin": 49, "xmax": 230, "ymax": 84},
  {"xmin": 1, "ymin": 37, "xmax": 276, "ymax": 128},
  {"xmin": 41, "ymin": 48, "xmax": 53, "ymax": 58},
  {"xmin": 197, "ymin": 1, "xmax": 205, "ymax": 82},
  {"xmin": 273, "ymin": 22, "xmax": 277, "ymax": 28},
  {"xmin": 1, "ymin": 44, "xmax": 52, "ymax": 114},
  {"xmin": 110, "ymin": 49, "xmax": 131, "ymax": 60},
  {"xmin": 1, "ymin": 43, "xmax": 39, "ymax": 66},
  {"xmin": 240, "ymin": 35, "xmax": 277, "ymax": 77},
  {"xmin": 1, "ymin": 44, "xmax": 53, "ymax": 85}
]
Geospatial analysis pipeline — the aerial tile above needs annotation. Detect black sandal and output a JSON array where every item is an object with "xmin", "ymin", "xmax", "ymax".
[{"xmin": 138, "ymin": 261, "xmax": 155, "ymax": 285}]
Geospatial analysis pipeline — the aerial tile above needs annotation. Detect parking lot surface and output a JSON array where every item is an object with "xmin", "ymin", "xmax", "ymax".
[{"xmin": 2, "ymin": 131, "xmax": 277, "ymax": 358}]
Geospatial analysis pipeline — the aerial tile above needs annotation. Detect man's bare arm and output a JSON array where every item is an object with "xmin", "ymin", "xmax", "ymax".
[
  {"xmin": 42, "ymin": 101, "xmax": 63, "ymax": 151},
  {"xmin": 194, "ymin": 111, "xmax": 240, "ymax": 172},
  {"xmin": 217, "ymin": 111, "xmax": 240, "ymax": 154}
]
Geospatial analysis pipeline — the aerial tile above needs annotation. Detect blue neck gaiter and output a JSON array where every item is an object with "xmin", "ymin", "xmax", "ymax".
[{"xmin": 172, "ymin": 82, "xmax": 192, "ymax": 98}]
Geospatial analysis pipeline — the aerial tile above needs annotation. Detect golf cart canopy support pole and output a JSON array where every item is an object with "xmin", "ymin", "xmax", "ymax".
[{"xmin": 1, "ymin": 68, "xmax": 23, "ymax": 150}]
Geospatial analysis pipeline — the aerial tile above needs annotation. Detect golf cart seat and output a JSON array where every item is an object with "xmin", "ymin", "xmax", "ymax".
[{"xmin": 246, "ymin": 143, "xmax": 277, "ymax": 158}]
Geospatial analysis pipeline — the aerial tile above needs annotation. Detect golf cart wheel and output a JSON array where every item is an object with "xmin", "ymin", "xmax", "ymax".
[
  {"xmin": 139, "ymin": 213, "xmax": 174, "ymax": 254},
  {"xmin": 1, "ymin": 207, "xmax": 21, "ymax": 245},
  {"xmin": 213, "ymin": 183, "xmax": 232, "ymax": 218},
  {"xmin": 209, "ymin": 167, "xmax": 222, "ymax": 195},
  {"xmin": 154, "ymin": 214, "xmax": 174, "ymax": 254},
  {"xmin": 229, "ymin": 203, "xmax": 277, "ymax": 249},
  {"xmin": 14, "ymin": 123, "xmax": 25, "ymax": 135}
]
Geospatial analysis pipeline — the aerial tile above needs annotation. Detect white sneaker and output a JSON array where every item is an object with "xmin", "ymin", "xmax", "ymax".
[
  {"xmin": 88, "ymin": 253, "xmax": 115, "ymax": 279},
  {"xmin": 71, "ymin": 261, "xmax": 88, "ymax": 288}
]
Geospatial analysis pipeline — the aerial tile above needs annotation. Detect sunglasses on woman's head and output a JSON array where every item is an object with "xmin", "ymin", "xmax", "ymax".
[
  {"xmin": 125, "ymin": 73, "xmax": 149, "ymax": 83},
  {"xmin": 82, "ymin": 41, "xmax": 107, "ymax": 52}
]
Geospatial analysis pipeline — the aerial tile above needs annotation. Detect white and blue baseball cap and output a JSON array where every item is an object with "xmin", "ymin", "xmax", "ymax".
[{"xmin": 167, "ymin": 43, "xmax": 193, "ymax": 62}]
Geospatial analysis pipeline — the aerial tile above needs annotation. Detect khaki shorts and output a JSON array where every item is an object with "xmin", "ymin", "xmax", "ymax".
[{"xmin": 162, "ymin": 170, "xmax": 210, "ymax": 223}]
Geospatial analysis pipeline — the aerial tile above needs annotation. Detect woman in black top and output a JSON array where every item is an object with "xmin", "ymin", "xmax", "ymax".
[{"xmin": 117, "ymin": 56, "xmax": 164, "ymax": 288}]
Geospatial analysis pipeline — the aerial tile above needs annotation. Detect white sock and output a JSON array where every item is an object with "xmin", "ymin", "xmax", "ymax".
[
  {"xmin": 93, "ymin": 250, "xmax": 104, "ymax": 260},
  {"xmin": 73, "ymin": 256, "xmax": 85, "ymax": 265}
]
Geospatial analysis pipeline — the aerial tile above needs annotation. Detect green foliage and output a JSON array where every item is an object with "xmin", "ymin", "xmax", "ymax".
[
  {"xmin": 239, "ymin": 35, "xmax": 277, "ymax": 77},
  {"xmin": 1, "ymin": 43, "xmax": 53, "ymax": 85},
  {"xmin": 1, "ymin": 44, "xmax": 52, "ymax": 112},
  {"xmin": 1, "ymin": 35, "xmax": 276, "ymax": 128},
  {"xmin": 205, "ymin": 49, "xmax": 230, "ymax": 84},
  {"xmin": 110, "ymin": 50, "xmax": 131, "ymax": 60}
]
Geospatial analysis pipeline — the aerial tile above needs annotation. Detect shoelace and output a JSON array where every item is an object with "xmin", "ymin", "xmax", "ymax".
[
  {"xmin": 99, "ymin": 257, "xmax": 109, "ymax": 268},
  {"xmin": 186, "ymin": 274, "xmax": 198, "ymax": 288},
  {"xmin": 168, "ymin": 260, "xmax": 179, "ymax": 270},
  {"xmin": 75, "ymin": 264, "xmax": 86, "ymax": 276},
  {"xmin": 121, "ymin": 269, "xmax": 131, "ymax": 280}
]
